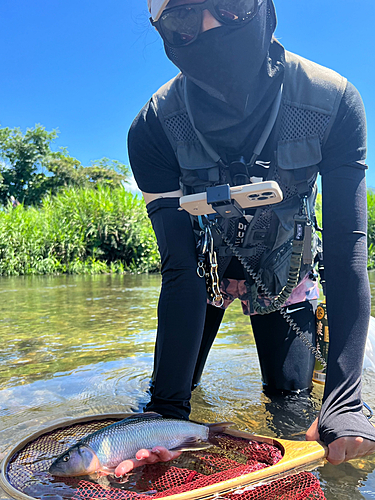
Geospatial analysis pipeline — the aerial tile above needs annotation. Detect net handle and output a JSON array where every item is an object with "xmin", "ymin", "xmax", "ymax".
[{"xmin": 160, "ymin": 430, "xmax": 327, "ymax": 500}]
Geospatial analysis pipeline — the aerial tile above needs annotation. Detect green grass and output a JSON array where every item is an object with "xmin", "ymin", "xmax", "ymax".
[
  {"xmin": 315, "ymin": 191, "xmax": 375, "ymax": 270},
  {"xmin": 367, "ymin": 189, "xmax": 375, "ymax": 270},
  {"xmin": 0, "ymin": 186, "xmax": 159, "ymax": 276},
  {"xmin": 0, "ymin": 187, "xmax": 373, "ymax": 275}
]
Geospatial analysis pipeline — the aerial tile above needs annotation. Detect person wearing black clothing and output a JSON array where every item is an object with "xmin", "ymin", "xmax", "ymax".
[{"xmin": 114, "ymin": 0, "xmax": 375, "ymax": 475}]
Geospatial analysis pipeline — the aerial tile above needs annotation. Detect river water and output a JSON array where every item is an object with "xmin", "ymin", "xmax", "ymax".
[{"xmin": 0, "ymin": 273, "xmax": 375, "ymax": 499}]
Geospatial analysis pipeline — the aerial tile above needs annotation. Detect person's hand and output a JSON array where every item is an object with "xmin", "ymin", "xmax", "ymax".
[
  {"xmin": 114, "ymin": 447, "xmax": 182, "ymax": 477},
  {"xmin": 306, "ymin": 417, "xmax": 375, "ymax": 465}
]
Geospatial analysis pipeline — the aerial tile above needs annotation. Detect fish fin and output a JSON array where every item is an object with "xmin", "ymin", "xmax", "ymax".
[
  {"xmin": 89, "ymin": 469, "xmax": 113, "ymax": 480},
  {"xmin": 139, "ymin": 412, "xmax": 164, "ymax": 418},
  {"xmin": 207, "ymin": 422, "xmax": 235, "ymax": 443},
  {"xmin": 99, "ymin": 466, "xmax": 117, "ymax": 475},
  {"xmin": 206, "ymin": 422, "xmax": 235, "ymax": 433},
  {"xmin": 170, "ymin": 437, "xmax": 212, "ymax": 452},
  {"xmin": 121, "ymin": 412, "xmax": 163, "ymax": 423}
]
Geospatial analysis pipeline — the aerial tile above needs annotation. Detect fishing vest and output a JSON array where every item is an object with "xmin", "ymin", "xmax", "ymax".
[{"xmin": 151, "ymin": 51, "xmax": 347, "ymax": 298}]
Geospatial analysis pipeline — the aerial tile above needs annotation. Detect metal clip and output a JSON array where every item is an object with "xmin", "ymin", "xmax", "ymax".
[
  {"xmin": 207, "ymin": 226, "xmax": 224, "ymax": 306},
  {"xmin": 196, "ymin": 229, "xmax": 210, "ymax": 278},
  {"xmin": 299, "ymin": 195, "xmax": 312, "ymax": 225},
  {"xmin": 201, "ymin": 228, "xmax": 209, "ymax": 255},
  {"xmin": 196, "ymin": 222, "xmax": 224, "ymax": 306},
  {"xmin": 297, "ymin": 195, "xmax": 314, "ymax": 264}
]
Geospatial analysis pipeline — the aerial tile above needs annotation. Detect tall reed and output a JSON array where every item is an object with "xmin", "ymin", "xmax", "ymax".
[
  {"xmin": 1, "ymin": 187, "xmax": 374, "ymax": 275},
  {"xmin": 0, "ymin": 186, "xmax": 159, "ymax": 275}
]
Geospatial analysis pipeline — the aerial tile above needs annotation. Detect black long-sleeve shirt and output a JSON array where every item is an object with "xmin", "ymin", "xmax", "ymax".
[{"xmin": 128, "ymin": 79, "xmax": 375, "ymax": 446}]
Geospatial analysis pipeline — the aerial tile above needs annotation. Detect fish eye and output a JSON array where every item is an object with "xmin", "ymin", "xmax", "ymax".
[{"xmin": 62, "ymin": 454, "xmax": 70, "ymax": 462}]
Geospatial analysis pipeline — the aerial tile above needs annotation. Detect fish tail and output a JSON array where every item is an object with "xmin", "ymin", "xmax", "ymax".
[{"xmin": 207, "ymin": 422, "xmax": 235, "ymax": 444}]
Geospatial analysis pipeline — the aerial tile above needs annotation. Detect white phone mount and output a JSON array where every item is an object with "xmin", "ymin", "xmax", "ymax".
[{"xmin": 180, "ymin": 181, "xmax": 283, "ymax": 217}]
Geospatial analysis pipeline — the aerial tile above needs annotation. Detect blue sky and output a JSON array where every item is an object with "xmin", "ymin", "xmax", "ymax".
[{"xmin": 1, "ymin": 0, "xmax": 374, "ymax": 189}]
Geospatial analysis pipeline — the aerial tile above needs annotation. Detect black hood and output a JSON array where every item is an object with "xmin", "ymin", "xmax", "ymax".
[{"xmin": 164, "ymin": 0, "xmax": 285, "ymax": 153}]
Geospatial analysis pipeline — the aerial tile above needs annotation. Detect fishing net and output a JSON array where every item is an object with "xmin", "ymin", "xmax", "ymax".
[{"xmin": 3, "ymin": 417, "xmax": 326, "ymax": 500}]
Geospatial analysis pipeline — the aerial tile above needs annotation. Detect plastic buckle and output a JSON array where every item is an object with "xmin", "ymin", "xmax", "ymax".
[{"xmin": 293, "ymin": 214, "xmax": 308, "ymax": 242}]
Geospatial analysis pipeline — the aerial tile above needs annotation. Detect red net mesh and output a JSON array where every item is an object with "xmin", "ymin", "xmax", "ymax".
[
  {"xmin": 220, "ymin": 471, "xmax": 325, "ymax": 499},
  {"xmin": 5, "ymin": 418, "xmax": 326, "ymax": 500}
]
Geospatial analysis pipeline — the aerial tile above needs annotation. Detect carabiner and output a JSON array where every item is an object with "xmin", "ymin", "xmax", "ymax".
[
  {"xmin": 299, "ymin": 195, "xmax": 312, "ymax": 224},
  {"xmin": 201, "ymin": 229, "xmax": 209, "ymax": 255},
  {"xmin": 363, "ymin": 401, "xmax": 374, "ymax": 420},
  {"xmin": 197, "ymin": 261, "xmax": 205, "ymax": 278}
]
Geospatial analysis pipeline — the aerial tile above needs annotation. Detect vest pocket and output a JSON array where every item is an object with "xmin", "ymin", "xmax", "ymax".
[
  {"xmin": 177, "ymin": 143, "xmax": 220, "ymax": 191},
  {"xmin": 276, "ymin": 135, "xmax": 321, "ymax": 187},
  {"xmin": 277, "ymin": 135, "xmax": 322, "ymax": 169},
  {"xmin": 258, "ymin": 240, "xmax": 293, "ymax": 296}
]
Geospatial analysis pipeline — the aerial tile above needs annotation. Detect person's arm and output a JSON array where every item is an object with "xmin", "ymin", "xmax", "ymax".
[
  {"xmin": 306, "ymin": 165, "xmax": 375, "ymax": 464},
  {"xmin": 306, "ymin": 82, "xmax": 375, "ymax": 463},
  {"xmin": 121, "ymin": 100, "xmax": 208, "ymax": 475},
  {"xmin": 128, "ymin": 99, "xmax": 182, "ymax": 195}
]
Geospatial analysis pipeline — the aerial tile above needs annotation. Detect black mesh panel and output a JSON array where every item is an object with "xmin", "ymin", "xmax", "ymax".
[
  {"xmin": 165, "ymin": 113, "xmax": 198, "ymax": 142},
  {"xmin": 247, "ymin": 244, "xmax": 269, "ymax": 270},
  {"xmin": 279, "ymin": 106, "xmax": 331, "ymax": 143}
]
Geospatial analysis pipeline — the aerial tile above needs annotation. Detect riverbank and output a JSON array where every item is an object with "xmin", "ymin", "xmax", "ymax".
[
  {"xmin": 0, "ymin": 186, "xmax": 159, "ymax": 276},
  {"xmin": 1, "ymin": 187, "xmax": 375, "ymax": 276}
]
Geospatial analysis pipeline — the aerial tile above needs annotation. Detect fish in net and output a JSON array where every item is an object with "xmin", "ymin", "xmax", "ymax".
[{"xmin": 4, "ymin": 417, "xmax": 326, "ymax": 500}]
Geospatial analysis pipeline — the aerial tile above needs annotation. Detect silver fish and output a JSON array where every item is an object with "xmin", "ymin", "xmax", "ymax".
[{"xmin": 49, "ymin": 412, "xmax": 232, "ymax": 477}]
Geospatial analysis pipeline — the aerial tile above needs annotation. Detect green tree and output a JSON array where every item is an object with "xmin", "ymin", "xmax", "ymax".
[
  {"xmin": 46, "ymin": 148, "xmax": 86, "ymax": 190},
  {"xmin": 0, "ymin": 125, "xmax": 130, "ymax": 205},
  {"xmin": 0, "ymin": 125, "xmax": 57, "ymax": 205},
  {"xmin": 85, "ymin": 157, "xmax": 130, "ymax": 188}
]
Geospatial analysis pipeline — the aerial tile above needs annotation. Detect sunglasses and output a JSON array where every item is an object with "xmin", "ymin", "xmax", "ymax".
[{"xmin": 151, "ymin": 0, "xmax": 260, "ymax": 47}]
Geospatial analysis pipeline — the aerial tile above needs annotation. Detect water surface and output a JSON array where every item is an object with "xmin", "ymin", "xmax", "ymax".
[{"xmin": 0, "ymin": 273, "xmax": 375, "ymax": 499}]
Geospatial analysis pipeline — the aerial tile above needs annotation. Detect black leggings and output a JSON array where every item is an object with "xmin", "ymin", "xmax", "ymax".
[
  {"xmin": 148, "ymin": 299, "xmax": 317, "ymax": 419},
  {"xmin": 146, "ymin": 199, "xmax": 318, "ymax": 419},
  {"xmin": 191, "ymin": 299, "xmax": 317, "ymax": 394}
]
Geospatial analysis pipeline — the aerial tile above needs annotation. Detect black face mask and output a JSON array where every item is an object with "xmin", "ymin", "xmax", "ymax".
[
  {"xmin": 166, "ymin": 0, "xmax": 275, "ymax": 111},
  {"xmin": 164, "ymin": 0, "xmax": 285, "ymax": 151}
]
